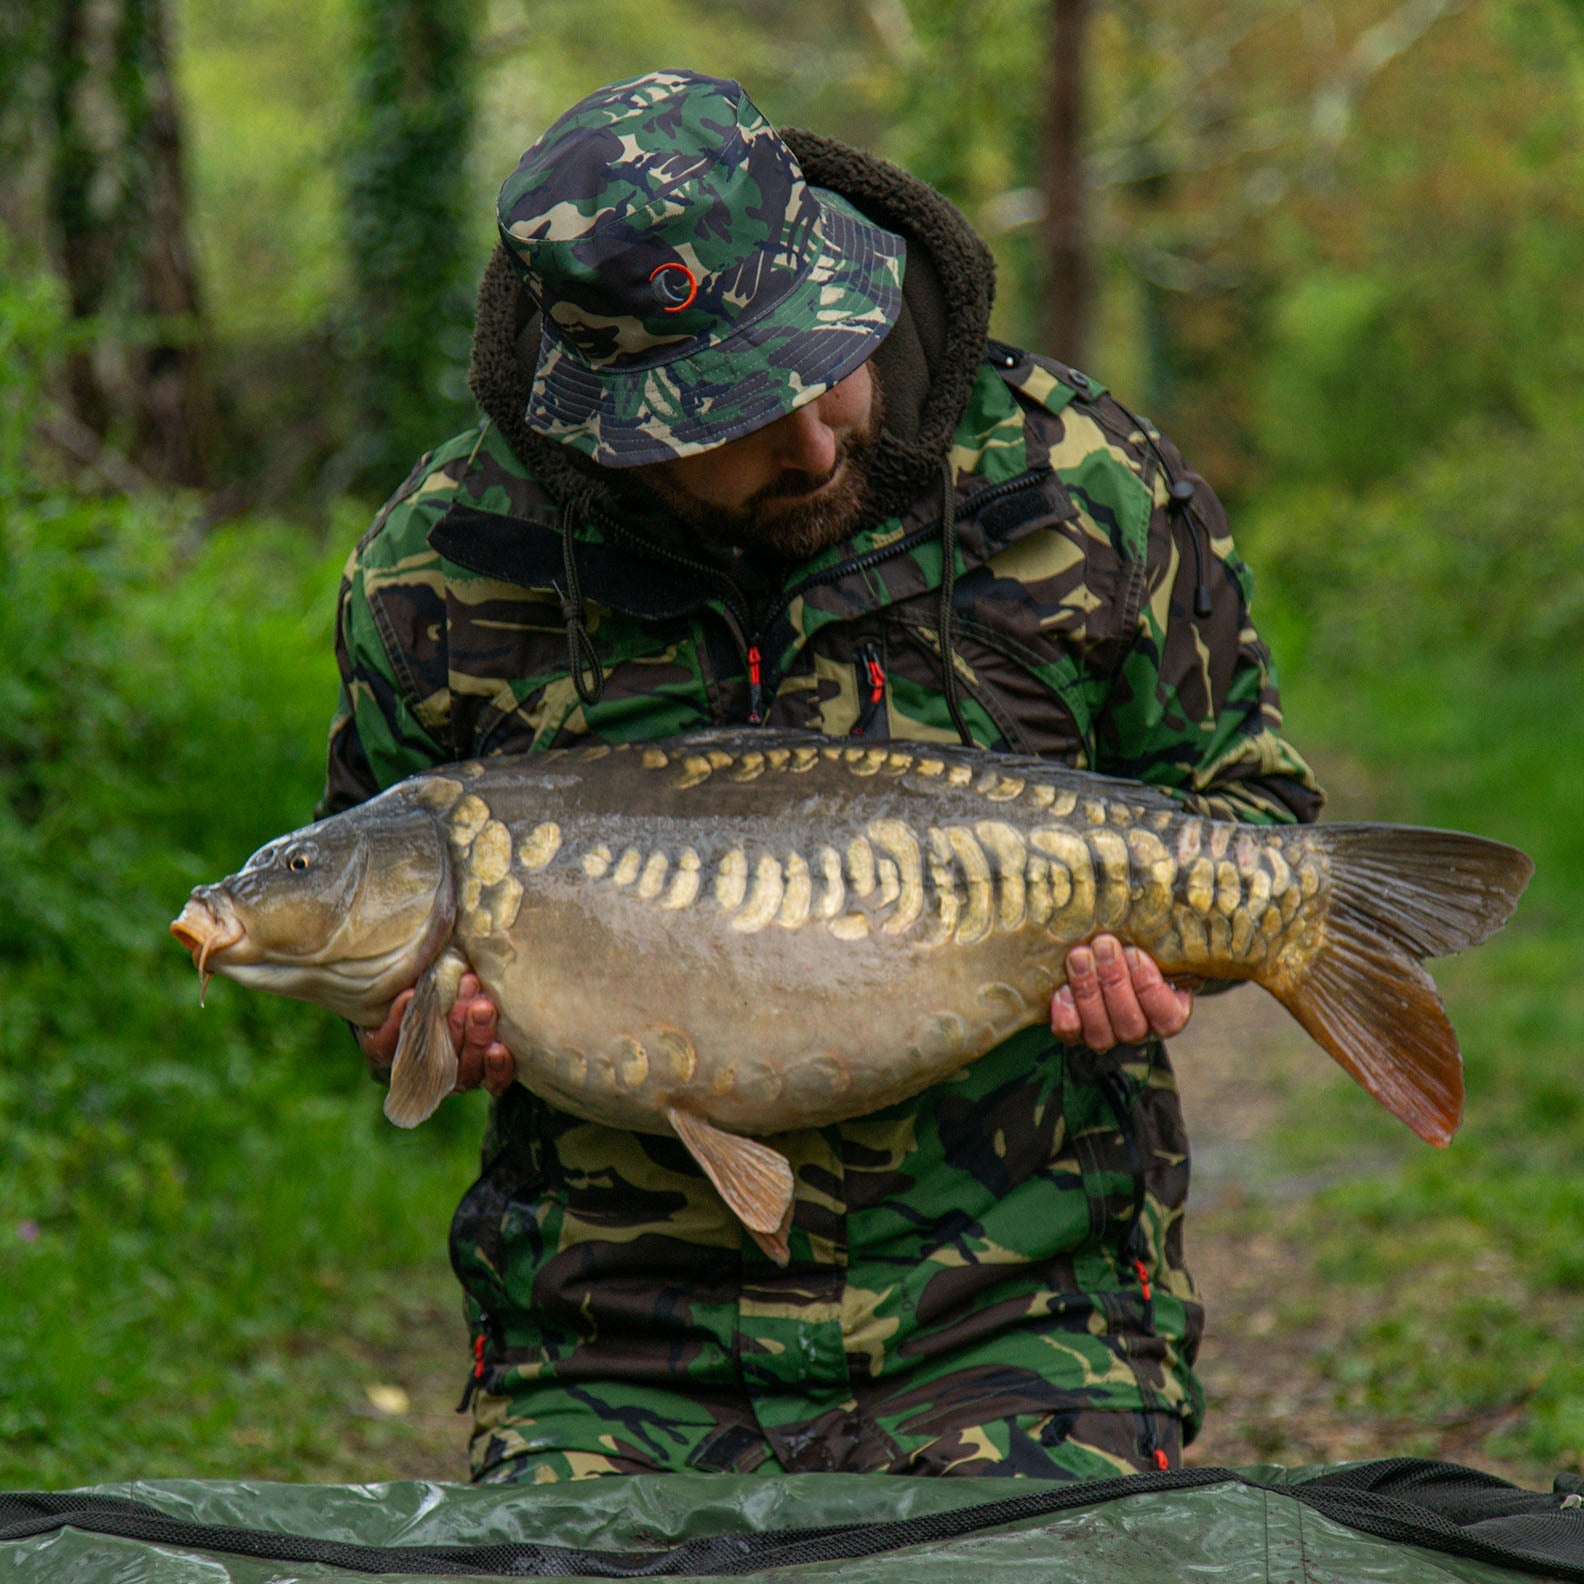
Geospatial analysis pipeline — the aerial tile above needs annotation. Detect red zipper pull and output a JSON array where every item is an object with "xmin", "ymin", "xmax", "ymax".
[
  {"xmin": 455, "ymin": 1331, "xmax": 488, "ymax": 1414},
  {"xmin": 1132, "ymin": 1258, "xmax": 1152, "ymax": 1302},
  {"xmin": 864, "ymin": 651, "xmax": 885, "ymax": 705},
  {"xmin": 850, "ymin": 642, "xmax": 888, "ymax": 737},
  {"xmin": 746, "ymin": 642, "xmax": 764, "ymax": 724}
]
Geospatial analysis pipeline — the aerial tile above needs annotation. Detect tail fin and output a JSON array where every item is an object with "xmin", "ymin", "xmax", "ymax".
[{"xmin": 1265, "ymin": 826, "xmax": 1533, "ymax": 1147}]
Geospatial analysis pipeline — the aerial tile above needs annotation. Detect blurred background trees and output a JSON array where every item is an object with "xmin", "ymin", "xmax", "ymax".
[
  {"xmin": 7, "ymin": 0, "xmax": 1582, "ymax": 524},
  {"xmin": 9, "ymin": 0, "xmax": 212, "ymax": 486},
  {"xmin": 3, "ymin": 0, "xmax": 1583, "ymax": 1484}
]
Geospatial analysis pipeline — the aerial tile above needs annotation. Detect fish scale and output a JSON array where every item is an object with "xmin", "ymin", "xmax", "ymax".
[{"xmin": 173, "ymin": 730, "xmax": 1533, "ymax": 1265}]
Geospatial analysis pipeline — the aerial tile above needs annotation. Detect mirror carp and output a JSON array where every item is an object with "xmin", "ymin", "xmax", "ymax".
[{"xmin": 171, "ymin": 732, "xmax": 1533, "ymax": 1263}]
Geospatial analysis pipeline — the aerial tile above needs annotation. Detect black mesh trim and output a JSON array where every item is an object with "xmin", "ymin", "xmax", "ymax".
[
  {"xmin": 1296, "ymin": 1458, "xmax": 1584, "ymax": 1578},
  {"xmin": 4, "ymin": 1461, "xmax": 1583, "ymax": 1579}
]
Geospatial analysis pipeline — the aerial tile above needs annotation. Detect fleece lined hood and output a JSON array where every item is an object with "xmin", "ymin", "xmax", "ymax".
[{"xmin": 467, "ymin": 128, "xmax": 997, "ymax": 531}]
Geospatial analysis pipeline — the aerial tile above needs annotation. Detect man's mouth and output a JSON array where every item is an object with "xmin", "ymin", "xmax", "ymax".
[{"xmin": 759, "ymin": 456, "xmax": 847, "ymax": 510}]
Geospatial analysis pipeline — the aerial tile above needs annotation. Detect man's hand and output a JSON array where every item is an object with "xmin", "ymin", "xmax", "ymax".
[
  {"xmin": 1051, "ymin": 935, "xmax": 1194, "ymax": 1051},
  {"xmin": 355, "ymin": 973, "xmax": 516, "ymax": 1097}
]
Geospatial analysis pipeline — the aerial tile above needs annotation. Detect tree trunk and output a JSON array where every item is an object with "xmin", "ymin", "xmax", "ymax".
[
  {"xmin": 48, "ymin": 0, "xmax": 212, "ymax": 488},
  {"xmin": 343, "ymin": 0, "xmax": 477, "ymax": 495},
  {"xmin": 131, "ymin": 1, "xmax": 211, "ymax": 487},
  {"xmin": 1042, "ymin": 0, "xmax": 1091, "ymax": 367}
]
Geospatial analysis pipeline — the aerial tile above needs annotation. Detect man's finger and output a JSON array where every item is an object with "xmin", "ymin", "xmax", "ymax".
[
  {"xmin": 1050, "ymin": 984, "xmax": 1082, "ymax": 1042},
  {"xmin": 463, "ymin": 998, "xmax": 497, "ymax": 1053},
  {"xmin": 359, "ymin": 987, "xmax": 413, "ymax": 1075},
  {"xmin": 446, "ymin": 974, "xmax": 482, "ymax": 1049},
  {"xmin": 378, "ymin": 988, "xmax": 414, "ymax": 1047},
  {"xmin": 482, "ymin": 1042, "xmax": 515, "ymax": 1097},
  {"xmin": 1053, "ymin": 938, "xmax": 1192, "ymax": 1050},
  {"xmin": 1125, "ymin": 947, "xmax": 1194, "ymax": 1037},
  {"xmin": 1093, "ymin": 936, "xmax": 1150, "ymax": 1044},
  {"xmin": 453, "ymin": 1020, "xmax": 485, "ymax": 1090},
  {"xmin": 1064, "ymin": 944, "xmax": 1126, "ymax": 1051},
  {"xmin": 449, "ymin": 997, "xmax": 497, "ymax": 1092}
]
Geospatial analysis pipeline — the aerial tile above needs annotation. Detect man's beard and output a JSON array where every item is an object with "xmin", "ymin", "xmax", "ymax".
[{"xmin": 641, "ymin": 379, "xmax": 886, "ymax": 560}]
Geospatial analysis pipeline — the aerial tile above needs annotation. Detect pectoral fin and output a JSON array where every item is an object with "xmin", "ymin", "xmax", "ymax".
[
  {"xmin": 666, "ymin": 1106, "xmax": 795, "ymax": 1265},
  {"xmin": 384, "ymin": 949, "xmax": 469, "ymax": 1128}
]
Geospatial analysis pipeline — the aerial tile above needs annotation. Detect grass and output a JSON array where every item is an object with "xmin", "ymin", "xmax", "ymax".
[{"xmin": 0, "ymin": 496, "xmax": 486, "ymax": 1487}]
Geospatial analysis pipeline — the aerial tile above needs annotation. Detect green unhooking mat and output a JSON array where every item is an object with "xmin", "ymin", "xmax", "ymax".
[{"xmin": 5, "ymin": 1459, "xmax": 1584, "ymax": 1582}]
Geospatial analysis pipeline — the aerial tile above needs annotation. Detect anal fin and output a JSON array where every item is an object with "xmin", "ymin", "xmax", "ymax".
[{"xmin": 667, "ymin": 1106, "xmax": 795, "ymax": 1265}]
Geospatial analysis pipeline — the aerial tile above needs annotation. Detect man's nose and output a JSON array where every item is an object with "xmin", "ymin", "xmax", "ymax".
[{"xmin": 771, "ymin": 396, "xmax": 840, "ymax": 478}]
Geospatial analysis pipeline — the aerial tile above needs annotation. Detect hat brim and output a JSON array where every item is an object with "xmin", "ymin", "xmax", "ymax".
[{"xmin": 523, "ymin": 190, "xmax": 906, "ymax": 468}]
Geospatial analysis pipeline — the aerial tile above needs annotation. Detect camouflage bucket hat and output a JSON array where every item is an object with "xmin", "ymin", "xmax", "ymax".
[{"xmin": 496, "ymin": 69, "xmax": 906, "ymax": 468}]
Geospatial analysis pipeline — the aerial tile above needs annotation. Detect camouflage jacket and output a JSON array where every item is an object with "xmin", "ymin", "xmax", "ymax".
[{"xmin": 323, "ymin": 134, "xmax": 1321, "ymax": 1484}]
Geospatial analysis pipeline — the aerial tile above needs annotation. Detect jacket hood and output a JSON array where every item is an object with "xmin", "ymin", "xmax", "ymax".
[{"xmin": 467, "ymin": 129, "xmax": 996, "ymax": 530}]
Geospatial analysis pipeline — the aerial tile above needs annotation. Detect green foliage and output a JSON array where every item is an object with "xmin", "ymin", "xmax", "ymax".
[
  {"xmin": 1252, "ymin": 218, "xmax": 1584, "ymax": 491},
  {"xmin": 1092, "ymin": 0, "xmax": 1584, "ymax": 500},
  {"xmin": 0, "ymin": 266, "xmax": 481, "ymax": 1484},
  {"xmin": 0, "ymin": 0, "xmax": 54, "ymax": 175},
  {"xmin": 181, "ymin": 0, "xmax": 356, "ymax": 342},
  {"xmin": 1301, "ymin": 1070, "xmax": 1584, "ymax": 1472},
  {"xmin": 177, "ymin": 0, "xmax": 360, "ymax": 492},
  {"xmin": 49, "ymin": 0, "xmax": 168, "ymax": 297},
  {"xmin": 1240, "ymin": 419, "xmax": 1584, "ymax": 685}
]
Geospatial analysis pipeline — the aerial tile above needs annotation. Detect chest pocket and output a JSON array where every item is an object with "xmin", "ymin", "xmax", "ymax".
[
  {"xmin": 431, "ymin": 504, "xmax": 740, "ymax": 754},
  {"xmin": 865, "ymin": 466, "xmax": 1104, "ymax": 760}
]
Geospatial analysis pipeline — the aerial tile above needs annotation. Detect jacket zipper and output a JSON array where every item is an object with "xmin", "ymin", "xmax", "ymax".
[
  {"xmin": 592, "ymin": 511, "xmax": 761, "ymax": 712},
  {"xmin": 594, "ymin": 512, "xmax": 755, "ymax": 637},
  {"xmin": 748, "ymin": 464, "xmax": 1054, "ymax": 716},
  {"xmin": 746, "ymin": 642, "xmax": 765, "ymax": 723}
]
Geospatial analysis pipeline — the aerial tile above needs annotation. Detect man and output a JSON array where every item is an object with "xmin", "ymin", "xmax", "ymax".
[{"xmin": 322, "ymin": 70, "xmax": 1322, "ymax": 1484}]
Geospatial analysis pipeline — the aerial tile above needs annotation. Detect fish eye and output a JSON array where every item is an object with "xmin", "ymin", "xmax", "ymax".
[{"xmin": 285, "ymin": 843, "xmax": 317, "ymax": 873}]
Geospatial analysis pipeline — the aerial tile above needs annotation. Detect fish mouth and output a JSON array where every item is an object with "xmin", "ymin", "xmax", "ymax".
[{"xmin": 170, "ymin": 894, "xmax": 246, "ymax": 1003}]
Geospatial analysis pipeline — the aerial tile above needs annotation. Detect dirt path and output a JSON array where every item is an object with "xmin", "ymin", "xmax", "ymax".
[{"xmin": 345, "ymin": 990, "xmax": 1529, "ymax": 1484}]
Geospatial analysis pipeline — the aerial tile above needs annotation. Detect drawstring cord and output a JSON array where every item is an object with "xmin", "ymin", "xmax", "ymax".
[
  {"xmin": 1169, "ymin": 478, "xmax": 1215, "ymax": 619},
  {"xmin": 937, "ymin": 460, "xmax": 974, "ymax": 746},
  {"xmin": 556, "ymin": 500, "xmax": 604, "ymax": 710}
]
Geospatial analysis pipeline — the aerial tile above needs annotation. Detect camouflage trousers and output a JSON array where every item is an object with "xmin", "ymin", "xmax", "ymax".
[
  {"xmin": 452, "ymin": 1031, "xmax": 1203, "ymax": 1489},
  {"xmin": 470, "ymin": 1397, "xmax": 1183, "ymax": 1484}
]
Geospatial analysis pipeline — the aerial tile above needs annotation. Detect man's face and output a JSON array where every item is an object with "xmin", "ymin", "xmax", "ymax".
[{"xmin": 634, "ymin": 361, "xmax": 883, "ymax": 559}]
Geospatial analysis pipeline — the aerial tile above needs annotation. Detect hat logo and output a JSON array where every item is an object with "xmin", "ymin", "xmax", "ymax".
[{"xmin": 649, "ymin": 261, "xmax": 698, "ymax": 313}]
